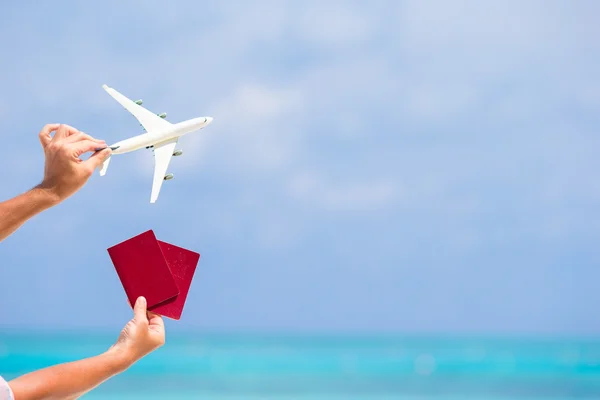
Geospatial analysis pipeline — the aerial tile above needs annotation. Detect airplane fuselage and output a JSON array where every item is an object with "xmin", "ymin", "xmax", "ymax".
[{"xmin": 110, "ymin": 116, "xmax": 213, "ymax": 155}]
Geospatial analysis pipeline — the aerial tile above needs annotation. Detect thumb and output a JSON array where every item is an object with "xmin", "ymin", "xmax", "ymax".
[
  {"xmin": 133, "ymin": 296, "xmax": 148, "ymax": 323},
  {"xmin": 86, "ymin": 147, "xmax": 111, "ymax": 169}
]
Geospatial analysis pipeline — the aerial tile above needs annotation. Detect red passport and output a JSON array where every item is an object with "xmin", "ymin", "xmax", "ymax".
[{"xmin": 107, "ymin": 230, "xmax": 200, "ymax": 320}]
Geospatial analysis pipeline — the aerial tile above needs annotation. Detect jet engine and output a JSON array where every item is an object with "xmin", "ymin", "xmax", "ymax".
[
  {"xmin": 158, "ymin": 112, "xmax": 167, "ymax": 119},
  {"xmin": 173, "ymin": 150, "xmax": 183, "ymax": 156},
  {"xmin": 134, "ymin": 99, "xmax": 143, "ymax": 105},
  {"xmin": 164, "ymin": 173, "xmax": 174, "ymax": 181}
]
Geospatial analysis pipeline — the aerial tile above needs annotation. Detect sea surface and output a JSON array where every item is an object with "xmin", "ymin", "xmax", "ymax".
[{"xmin": 1, "ymin": 332, "xmax": 600, "ymax": 399}]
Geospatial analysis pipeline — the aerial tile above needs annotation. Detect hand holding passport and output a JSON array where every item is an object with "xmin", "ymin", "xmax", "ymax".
[{"xmin": 107, "ymin": 230, "xmax": 200, "ymax": 320}]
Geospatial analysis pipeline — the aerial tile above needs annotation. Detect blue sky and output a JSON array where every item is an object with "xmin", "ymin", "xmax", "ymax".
[{"xmin": 0, "ymin": 0, "xmax": 599, "ymax": 335}]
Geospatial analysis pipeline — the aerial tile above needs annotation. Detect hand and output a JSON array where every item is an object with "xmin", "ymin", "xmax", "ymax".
[
  {"xmin": 37, "ymin": 123, "xmax": 111, "ymax": 203},
  {"xmin": 110, "ymin": 297, "xmax": 166, "ymax": 366},
  {"xmin": 8, "ymin": 297, "xmax": 165, "ymax": 400}
]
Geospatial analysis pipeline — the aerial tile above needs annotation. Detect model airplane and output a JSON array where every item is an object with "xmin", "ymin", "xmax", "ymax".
[{"xmin": 100, "ymin": 84, "xmax": 213, "ymax": 203}]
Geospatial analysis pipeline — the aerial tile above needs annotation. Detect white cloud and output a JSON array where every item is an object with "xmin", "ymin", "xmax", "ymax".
[
  {"xmin": 287, "ymin": 170, "xmax": 399, "ymax": 212},
  {"xmin": 232, "ymin": 84, "xmax": 303, "ymax": 117},
  {"xmin": 292, "ymin": 3, "xmax": 376, "ymax": 47},
  {"xmin": 402, "ymin": 83, "xmax": 480, "ymax": 122},
  {"xmin": 397, "ymin": 0, "xmax": 563, "ymax": 54},
  {"xmin": 175, "ymin": 82, "xmax": 307, "ymax": 175}
]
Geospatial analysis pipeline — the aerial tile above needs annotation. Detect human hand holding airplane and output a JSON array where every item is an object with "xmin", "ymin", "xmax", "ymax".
[
  {"xmin": 38, "ymin": 123, "xmax": 112, "ymax": 204},
  {"xmin": 100, "ymin": 84, "xmax": 214, "ymax": 203}
]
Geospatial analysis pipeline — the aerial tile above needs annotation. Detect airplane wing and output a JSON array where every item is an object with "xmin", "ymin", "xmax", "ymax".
[
  {"xmin": 102, "ymin": 84, "xmax": 172, "ymax": 133},
  {"xmin": 150, "ymin": 138, "xmax": 178, "ymax": 203}
]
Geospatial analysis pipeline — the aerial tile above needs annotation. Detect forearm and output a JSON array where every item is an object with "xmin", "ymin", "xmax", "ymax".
[
  {"xmin": 8, "ymin": 348, "xmax": 132, "ymax": 400},
  {"xmin": 0, "ymin": 186, "xmax": 58, "ymax": 242}
]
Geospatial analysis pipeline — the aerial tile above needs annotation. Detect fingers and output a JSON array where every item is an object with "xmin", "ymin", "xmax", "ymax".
[
  {"xmin": 147, "ymin": 311, "xmax": 165, "ymax": 330},
  {"xmin": 133, "ymin": 296, "xmax": 148, "ymax": 324},
  {"xmin": 52, "ymin": 124, "xmax": 79, "ymax": 141},
  {"xmin": 38, "ymin": 124, "xmax": 60, "ymax": 148},
  {"xmin": 147, "ymin": 312, "xmax": 165, "ymax": 344},
  {"xmin": 40, "ymin": 123, "xmax": 107, "ymax": 154},
  {"xmin": 86, "ymin": 147, "xmax": 112, "ymax": 169},
  {"xmin": 72, "ymin": 139, "xmax": 107, "ymax": 157},
  {"xmin": 64, "ymin": 131, "xmax": 106, "ymax": 145}
]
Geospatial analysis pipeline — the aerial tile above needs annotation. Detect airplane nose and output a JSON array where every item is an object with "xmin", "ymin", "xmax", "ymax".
[{"xmin": 205, "ymin": 117, "xmax": 213, "ymax": 125}]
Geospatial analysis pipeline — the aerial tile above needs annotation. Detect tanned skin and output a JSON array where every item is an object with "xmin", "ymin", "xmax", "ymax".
[{"xmin": 1, "ymin": 124, "xmax": 166, "ymax": 400}]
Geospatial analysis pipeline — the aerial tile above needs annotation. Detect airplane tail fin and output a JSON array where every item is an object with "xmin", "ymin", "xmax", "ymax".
[{"xmin": 99, "ymin": 156, "xmax": 111, "ymax": 176}]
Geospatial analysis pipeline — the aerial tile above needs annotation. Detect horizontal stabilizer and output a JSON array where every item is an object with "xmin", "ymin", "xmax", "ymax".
[{"xmin": 99, "ymin": 156, "xmax": 111, "ymax": 176}]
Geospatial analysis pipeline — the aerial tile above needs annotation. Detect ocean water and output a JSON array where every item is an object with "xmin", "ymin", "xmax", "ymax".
[{"xmin": 1, "ymin": 332, "xmax": 600, "ymax": 399}]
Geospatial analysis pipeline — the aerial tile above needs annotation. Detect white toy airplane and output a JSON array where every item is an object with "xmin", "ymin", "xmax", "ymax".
[{"xmin": 100, "ymin": 84, "xmax": 213, "ymax": 203}]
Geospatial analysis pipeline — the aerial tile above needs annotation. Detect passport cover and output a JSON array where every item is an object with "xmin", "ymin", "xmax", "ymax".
[
  {"xmin": 107, "ymin": 230, "xmax": 200, "ymax": 320},
  {"xmin": 149, "ymin": 241, "xmax": 200, "ymax": 320},
  {"xmin": 107, "ymin": 230, "xmax": 180, "ymax": 309}
]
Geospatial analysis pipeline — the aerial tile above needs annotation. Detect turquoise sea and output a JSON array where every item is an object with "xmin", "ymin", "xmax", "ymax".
[{"xmin": 1, "ymin": 333, "xmax": 600, "ymax": 399}]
